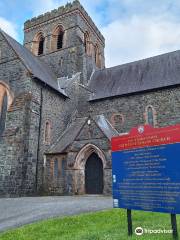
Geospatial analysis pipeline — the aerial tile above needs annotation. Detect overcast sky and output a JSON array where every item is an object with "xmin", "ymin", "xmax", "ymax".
[{"xmin": 1, "ymin": 0, "xmax": 180, "ymax": 67}]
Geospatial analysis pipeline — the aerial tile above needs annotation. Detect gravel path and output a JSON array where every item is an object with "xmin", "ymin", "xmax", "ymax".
[{"xmin": 0, "ymin": 195, "xmax": 112, "ymax": 232}]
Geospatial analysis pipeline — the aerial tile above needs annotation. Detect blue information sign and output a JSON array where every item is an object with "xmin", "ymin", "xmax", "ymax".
[{"xmin": 112, "ymin": 142, "xmax": 180, "ymax": 214}]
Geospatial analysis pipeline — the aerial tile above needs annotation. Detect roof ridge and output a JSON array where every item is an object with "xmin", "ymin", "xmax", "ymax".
[{"xmin": 97, "ymin": 49, "xmax": 180, "ymax": 74}]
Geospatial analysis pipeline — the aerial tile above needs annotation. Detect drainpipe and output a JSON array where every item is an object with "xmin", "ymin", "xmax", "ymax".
[{"xmin": 35, "ymin": 86, "xmax": 43, "ymax": 193}]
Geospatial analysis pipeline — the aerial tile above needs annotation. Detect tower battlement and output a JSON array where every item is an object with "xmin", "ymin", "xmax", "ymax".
[{"xmin": 24, "ymin": 0, "xmax": 104, "ymax": 43}]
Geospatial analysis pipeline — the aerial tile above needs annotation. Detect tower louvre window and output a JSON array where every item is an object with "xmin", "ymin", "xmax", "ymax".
[
  {"xmin": 57, "ymin": 31, "xmax": 64, "ymax": 49},
  {"xmin": 38, "ymin": 36, "xmax": 44, "ymax": 55},
  {"xmin": 84, "ymin": 32, "xmax": 91, "ymax": 55},
  {"xmin": 51, "ymin": 26, "xmax": 64, "ymax": 51},
  {"xmin": 32, "ymin": 32, "xmax": 45, "ymax": 56},
  {"xmin": 95, "ymin": 44, "xmax": 101, "ymax": 68}
]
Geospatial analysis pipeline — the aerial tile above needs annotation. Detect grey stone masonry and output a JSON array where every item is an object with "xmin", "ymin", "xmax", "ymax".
[
  {"xmin": 0, "ymin": 0, "xmax": 180, "ymax": 197},
  {"xmin": 0, "ymin": 32, "xmax": 37, "ymax": 196}
]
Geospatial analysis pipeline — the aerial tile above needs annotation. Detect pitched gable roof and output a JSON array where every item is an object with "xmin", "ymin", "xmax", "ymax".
[
  {"xmin": 0, "ymin": 29, "xmax": 67, "ymax": 97},
  {"xmin": 48, "ymin": 117, "xmax": 88, "ymax": 154},
  {"xmin": 88, "ymin": 50, "xmax": 180, "ymax": 101},
  {"xmin": 47, "ymin": 115, "xmax": 118, "ymax": 154}
]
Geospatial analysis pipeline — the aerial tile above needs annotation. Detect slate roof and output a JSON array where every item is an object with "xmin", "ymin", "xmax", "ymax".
[
  {"xmin": 48, "ymin": 117, "xmax": 88, "ymax": 154},
  {"xmin": 88, "ymin": 50, "xmax": 180, "ymax": 101},
  {"xmin": 47, "ymin": 115, "xmax": 118, "ymax": 154},
  {"xmin": 0, "ymin": 29, "xmax": 67, "ymax": 97}
]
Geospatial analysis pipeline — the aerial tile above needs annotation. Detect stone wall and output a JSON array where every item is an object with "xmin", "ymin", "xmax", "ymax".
[
  {"xmin": 43, "ymin": 118, "xmax": 112, "ymax": 195},
  {"xmin": 46, "ymin": 84, "xmax": 180, "ymax": 195},
  {"xmin": 0, "ymin": 32, "xmax": 37, "ymax": 196},
  {"xmin": 87, "ymin": 86, "xmax": 180, "ymax": 133},
  {"xmin": 33, "ymin": 75, "xmax": 82, "ymax": 193},
  {"xmin": 44, "ymin": 154, "xmax": 66, "ymax": 195}
]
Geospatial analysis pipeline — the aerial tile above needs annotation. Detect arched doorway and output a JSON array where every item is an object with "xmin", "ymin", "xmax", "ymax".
[
  {"xmin": 85, "ymin": 152, "xmax": 103, "ymax": 194},
  {"xmin": 74, "ymin": 144, "xmax": 106, "ymax": 194}
]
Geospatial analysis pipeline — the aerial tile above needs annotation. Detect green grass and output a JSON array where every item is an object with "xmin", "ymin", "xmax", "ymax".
[{"xmin": 0, "ymin": 209, "xmax": 179, "ymax": 240}]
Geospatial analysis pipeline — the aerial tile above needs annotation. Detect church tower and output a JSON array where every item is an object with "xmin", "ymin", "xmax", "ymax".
[{"xmin": 23, "ymin": 0, "xmax": 105, "ymax": 84}]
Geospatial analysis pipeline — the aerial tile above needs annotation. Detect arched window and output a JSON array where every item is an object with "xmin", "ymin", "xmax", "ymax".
[
  {"xmin": 61, "ymin": 159, "xmax": 65, "ymax": 177},
  {"xmin": 38, "ymin": 35, "xmax": 44, "ymax": 55},
  {"xmin": 54, "ymin": 159, "xmax": 59, "ymax": 178},
  {"xmin": 147, "ymin": 106, "xmax": 154, "ymax": 126},
  {"xmin": 32, "ymin": 32, "xmax": 45, "ymax": 56},
  {"xmin": 44, "ymin": 120, "xmax": 51, "ymax": 144},
  {"xmin": 84, "ymin": 32, "xmax": 91, "ymax": 55},
  {"xmin": 145, "ymin": 105, "xmax": 157, "ymax": 127},
  {"xmin": 0, "ymin": 92, "xmax": 7, "ymax": 136},
  {"xmin": 111, "ymin": 113, "xmax": 124, "ymax": 127},
  {"xmin": 57, "ymin": 31, "xmax": 64, "ymax": 49},
  {"xmin": 49, "ymin": 158, "xmax": 66, "ymax": 179},
  {"xmin": 95, "ymin": 44, "xmax": 101, "ymax": 68},
  {"xmin": 0, "ymin": 82, "xmax": 13, "ymax": 136},
  {"xmin": 51, "ymin": 26, "xmax": 64, "ymax": 51}
]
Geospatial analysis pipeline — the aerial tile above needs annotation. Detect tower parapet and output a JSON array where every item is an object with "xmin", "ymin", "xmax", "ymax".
[
  {"xmin": 24, "ymin": 0, "xmax": 104, "ymax": 44},
  {"xmin": 24, "ymin": 0, "xmax": 105, "ymax": 82}
]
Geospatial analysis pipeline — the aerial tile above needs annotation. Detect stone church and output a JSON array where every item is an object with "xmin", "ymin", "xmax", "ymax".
[{"xmin": 0, "ymin": 0, "xmax": 180, "ymax": 196}]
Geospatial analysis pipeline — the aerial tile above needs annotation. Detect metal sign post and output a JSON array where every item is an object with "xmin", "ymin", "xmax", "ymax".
[
  {"xmin": 171, "ymin": 214, "xmax": 178, "ymax": 240},
  {"xmin": 127, "ymin": 209, "xmax": 132, "ymax": 236}
]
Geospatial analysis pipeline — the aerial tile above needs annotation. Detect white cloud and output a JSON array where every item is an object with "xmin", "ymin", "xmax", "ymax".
[
  {"xmin": 30, "ymin": 0, "xmax": 105, "ymax": 27},
  {"xmin": 3, "ymin": 0, "xmax": 180, "ymax": 68},
  {"xmin": 30, "ymin": 0, "xmax": 67, "ymax": 16},
  {"xmin": 80, "ymin": 0, "xmax": 106, "ymax": 26},
  {"xmin": 0, "ymin": 17, "xmax": 18, "ymax": 39},
  {"xmin": 28, "ymin": 0, "xmax": 180, "ymax": 68},
  {"xmin": 102, "ymin": 15, "xmax": 180, "ymax": 67}
]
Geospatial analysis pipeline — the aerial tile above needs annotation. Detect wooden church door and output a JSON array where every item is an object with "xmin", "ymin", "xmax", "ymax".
[{"xmin": 85, "ymin": 153, "xmax": 103, "ymax": 194}]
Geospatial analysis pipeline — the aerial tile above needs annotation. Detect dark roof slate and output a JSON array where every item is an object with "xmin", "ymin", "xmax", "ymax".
[
  {"xmin": 88, "ymin": 50, "xmax": 180, "ymax": 101},
  {"xmin": 47, "ymin": 115, "xmax": 118, "ymax": 154},
  {"xmin": 0, "ymin": 29, "xmax": 67, "ymax": 97},
  {"xmin": 48, "ymin": 117, "xmax": 88, "ymax": 154}
]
